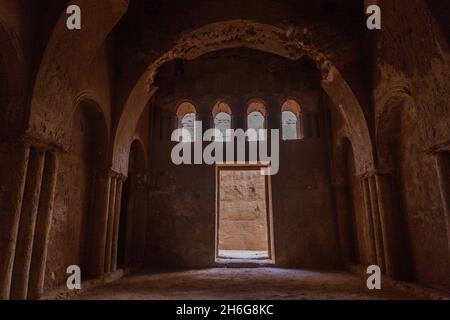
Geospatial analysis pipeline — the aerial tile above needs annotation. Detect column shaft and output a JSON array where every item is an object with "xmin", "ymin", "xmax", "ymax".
[
  {"xmin": 368, "ymin": 176, "xmax": 386, "ymax": 272},
  {"xmin": 111, "ymin": 179, "xmax": 124, "ymax": 272},
  {"xmin": 28, "ymin": 151, "xmax": 59, "ymax": 299},
  {"xmin": 10, "ymin": 148, "xmax": 46, "ymax": 300},
  {"xmin": 104, "ymin": 177, "xmax": 117, "ymax": 273},
  {"xmin": 361, "ymin": 177, "xmax": 377, "ymax": 264},
  {"xmin": 0, "ymin": 143, "xmax": 30, "ymax": 300}
]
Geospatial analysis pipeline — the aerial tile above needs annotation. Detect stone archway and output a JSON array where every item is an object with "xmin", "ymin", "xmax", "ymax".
[
  {"xmin": 112, "ymin": 20, "xmax": 374, "ymax": 176},
  {"xmin": 26, "ymin": 0, "xmax": 128, "ymax": 147}
]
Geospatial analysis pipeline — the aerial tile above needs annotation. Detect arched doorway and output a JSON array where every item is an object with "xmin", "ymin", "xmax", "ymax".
[
  {"xmin": 50, "ymin": 99, "xmax": 109, "ymax": 283},
  {"xmin": 376, "ymin": 94, "xmax": 419, "ymax": 280},
  {"xmin": 117, "ymin": 140, "xmax": 147, "ymax": 269}
]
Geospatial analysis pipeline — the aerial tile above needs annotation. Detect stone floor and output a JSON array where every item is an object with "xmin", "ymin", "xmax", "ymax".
[{"xmin": 75, "ymin": 268, "xmax": 423, "ymax": 300}]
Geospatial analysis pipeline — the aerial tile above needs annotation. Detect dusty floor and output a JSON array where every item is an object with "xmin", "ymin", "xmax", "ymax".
[{"xmin": 75, "ymin": 268, "xmax": 422, "ymax": 300}]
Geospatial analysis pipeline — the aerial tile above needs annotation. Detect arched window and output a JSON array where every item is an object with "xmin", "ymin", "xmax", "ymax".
[
  {"xmin": 247, "ymin": 100, "xmax": 267, "ymax": 141},
  {"xmin": 281, "ymin": 99, "xmax": 302, "ymax": 140},
  {"xmin": 176, "ymin": 102, "xmax": 196, "ymax": 142},
  {"xmin": 212, "ymin": 101, "xmax": 232, "ymax": 141}
]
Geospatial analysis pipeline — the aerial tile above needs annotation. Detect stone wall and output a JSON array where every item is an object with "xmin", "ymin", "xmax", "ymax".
[{"xmin": 372, "ymin": 0, "xmax": 450, "ymax": 289}]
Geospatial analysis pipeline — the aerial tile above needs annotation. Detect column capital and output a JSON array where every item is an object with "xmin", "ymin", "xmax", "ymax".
[
  {"xmin": 95, "ymin": 168, "xmax": 127, "ymax": 181},
  {"xmin": 21, "ymin": 133, "xmax": 62, "ymax": 152},
  {"xmin": 108, "ymin": 169, "xmax": 127, "ymax": 182},
  {"xmin": 356, "ymin": 169, "xmax": 392, "ymax": 179},
  {"xmin": 373, "ymin": 170, "xmax": 393, "ymax": 177},
  {"xmin": 355, "ymin": 171, "xmax": 376, "ymax": 179}
]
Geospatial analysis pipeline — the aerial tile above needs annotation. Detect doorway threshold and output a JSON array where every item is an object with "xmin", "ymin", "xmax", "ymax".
[
  {"xmin": 218, "ymin": 250, "xmax": 269, "ymax": 260},
  {"xmin": 215, "ymin": 259, "xmax": 275, "ymax": 268},
  {"xmin": 215, "ymin": 250, "xmax": 275, "ymax": 267}
]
